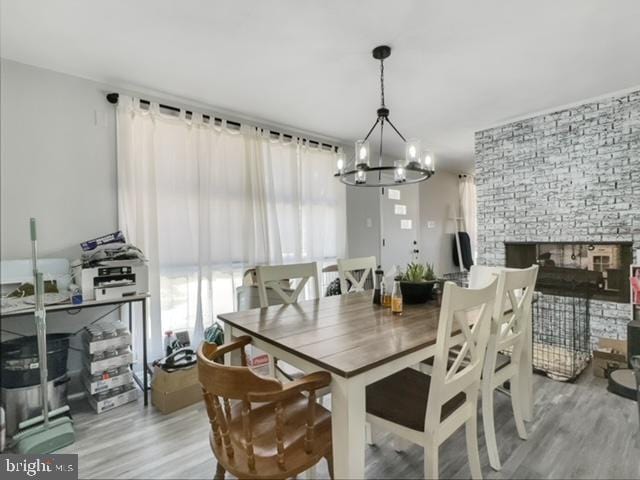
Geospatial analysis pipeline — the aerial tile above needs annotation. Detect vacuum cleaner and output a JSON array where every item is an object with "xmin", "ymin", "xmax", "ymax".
[{"xmin": 11, "ymin": 218, "xmax": 75, "ymax": 453}]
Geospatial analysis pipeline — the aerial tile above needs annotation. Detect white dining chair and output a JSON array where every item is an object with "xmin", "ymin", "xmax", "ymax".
[
  {"xmin": 337, "ymin": 256, "xmax": 376, "ymax": 293},
  {"xmin": 418, "ymin": 266, "xmax": 504, "ymax": 376},
  {"xmin": 366, "ymin": 279, "xmax": 498, "ymax": 480},
  {"xmin": 481, "ymin": 265, "xmax": 538, "ymax": 471},
  {"xmin": 256, "ymin": 262, "xmax": 320, "ymax": 308},
  {"xmin": 255, "ymin": 262, "xmax": 322, "ymax": 382}
]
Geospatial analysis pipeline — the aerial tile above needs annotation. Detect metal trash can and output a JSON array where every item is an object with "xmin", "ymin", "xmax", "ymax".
[
  {"xmin": 0, "ymin": 374, "xmax": 70, "ymax": 437},
  {"xmin": 1, "ymin": 334, "xmax": 70, "ymax": 388},
  {"xmin": 0, "ymin": 334, "xmax": 71, "ymax": 437}
]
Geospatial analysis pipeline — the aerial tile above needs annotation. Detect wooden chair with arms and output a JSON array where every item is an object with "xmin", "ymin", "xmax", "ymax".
[
  {"xmin": 255, "ymin": 263, "xmax": 321, "ymax": 383},
  {"xmin": 197, "ymin": 336, "xmax": 333, "ymax": 480},
  {"xmin": 480, "ymin": 265, "xmax": 538, "ymax": 471},
  {"xmin": 366, "ymin": 279, "xmax": 498, "ymax": 479},
  {"xmin": 337, "ymin": 256, "xmax": 376, "ymax": 293}
]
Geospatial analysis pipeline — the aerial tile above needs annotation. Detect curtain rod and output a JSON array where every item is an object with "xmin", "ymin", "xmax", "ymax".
[{"xmin": 106, "ymin": 92, "xmax": 339, "ymax": 152}]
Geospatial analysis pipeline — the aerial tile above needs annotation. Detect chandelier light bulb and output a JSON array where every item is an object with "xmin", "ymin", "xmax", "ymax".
[
  {"xmin": 336, "ymin": 152, "xmax": 346, "ymax": 172},
  {"xmin": 355, "ymin": 140, "xmax": 370, "ymax": 169},
  {"xmin": 405, "ymin": 138, "xmax": 422, "ymax": 167},
  {"xmin": 355, "ymin": 169, "xmax": 366, "ymax": 184},
  {"xmin": 394, "ymin": 160, "xmax": 406, "ymax": 183}
]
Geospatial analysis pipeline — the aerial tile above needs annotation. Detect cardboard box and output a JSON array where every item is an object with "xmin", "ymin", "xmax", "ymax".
[
  {"xmin": 151, "ymin": 365, "xmax": 202, "ymax": 414},
  {"xmin": 84, "ymin": 349, "xmax": 133, "ymax": 374},
  {"xmin": 82, "ymin": 368, "xmax": 134, "ymax": 394},
  {"xmin": 82, "ymin": 330, "xmax": 131, "ymax": 354},
  {"xmin": 87, "ymin": 385, "xmax": 138, "ymax": 413},
  {"xmin": 593, "ymin": 338, "xmax": 627, "ymax": 378}
]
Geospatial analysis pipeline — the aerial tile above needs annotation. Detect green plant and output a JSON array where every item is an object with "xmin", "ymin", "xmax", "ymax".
[{"xmin": 401, "ymin": 262, "xmax": 436, "ymax": 282}]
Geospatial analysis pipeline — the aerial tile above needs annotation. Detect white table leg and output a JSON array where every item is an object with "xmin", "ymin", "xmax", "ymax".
[
  {"xmin": 519, "ymin": 306, "xmax": 534, "ymax": 421},
  {"xmin": 331, "ymin": 374, "xmax": 366, "ymax": 479},
  {"xmin": 223, "ymin": 323, "xmax": 241, "ymax": 366}
]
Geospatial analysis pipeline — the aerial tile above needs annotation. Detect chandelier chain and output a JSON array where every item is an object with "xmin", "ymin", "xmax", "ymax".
[{"xmin": 380, "ymin": 59, "xmax": 385, "ymax": 107}]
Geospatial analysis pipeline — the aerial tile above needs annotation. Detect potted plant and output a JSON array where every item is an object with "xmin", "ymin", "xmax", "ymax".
[{"xmin": 398, "ymin": 262, "xmax": 437, "ymax": 304}]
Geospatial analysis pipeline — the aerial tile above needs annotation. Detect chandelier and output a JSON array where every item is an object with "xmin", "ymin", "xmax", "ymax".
[{"xmin": 335, "ymin": 45, "xmax": 435, "ymax": 187}]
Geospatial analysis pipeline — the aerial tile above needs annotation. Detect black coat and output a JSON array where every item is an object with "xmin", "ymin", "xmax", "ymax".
[{"xmin": 452, "ymin": 232, "xmax": 474, "ymax": 271}]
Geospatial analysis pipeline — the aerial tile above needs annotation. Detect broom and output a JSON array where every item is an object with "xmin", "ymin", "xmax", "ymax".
[{"xmin": 12, "ymin": 218, "xmax": 75, "ymax": 453}]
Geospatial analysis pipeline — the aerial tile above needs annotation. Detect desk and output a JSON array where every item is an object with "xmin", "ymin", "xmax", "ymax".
[
  {"xmin": 218, "ymin": 291, "xmax": 534, "ymax": 479},
  {"xmin": 1, "ymin": 294, "xmax": 151, "ymax": 406}
]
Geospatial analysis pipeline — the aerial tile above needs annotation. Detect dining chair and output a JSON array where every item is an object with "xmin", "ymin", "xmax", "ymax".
[
  {"xmin": 197, "ymin": 336, "xmax": 333, "ymax": 480},
  {"xmin": 321, "ymin": 263, "xmax": 340, "ymax": 296},
  {"xmin": 474, "ymin": 265, "xmax": 538, "ymax": 471},
  {"xmin": 337, "ymin": 256, "xmax": 377, "ymax": 293},
  {"xmin": 255, "ymin": 263, "xmax": 321, "ymax": 383},
  {"xmin": 366, "ymin": 279, "xmax": 498, "ymax": 480},
  {"xmin": 255, "ymin": 262, "xmax": 320, "ymax": 309},
  {"xmin": 419, "ymin": 266, "xmax": 503, "ymax": 374}
]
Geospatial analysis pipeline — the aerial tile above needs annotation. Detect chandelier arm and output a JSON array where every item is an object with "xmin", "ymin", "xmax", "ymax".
[
  {"xmin": 362, "ymin": 117, "xmax": 380, "ymax": 142},
  {"xmin": 385, "ymin": 117, "xmax": 407, "ymax": 142}
]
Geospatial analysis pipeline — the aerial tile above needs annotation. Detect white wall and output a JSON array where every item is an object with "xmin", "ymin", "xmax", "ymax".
[
  {"xmin": 1, "ymin": 59, "xmax": 118, "ymax": 260},
  {"xmin": 346, "ymin": 186, "xmax": 381, "ymax": 260},
  {"xmin": 1, "ymin": 60, "xmax": 120, "ymax": 391},
  {"xmin": 345, "ymin": 170, "xmax": 462, "ymax": 277},
  {"xmin": 418, "ymin": 171, "xmax": 461, "ymax": 276}
]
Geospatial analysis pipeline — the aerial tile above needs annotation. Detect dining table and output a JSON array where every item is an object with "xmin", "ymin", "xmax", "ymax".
[{"xmin": 217, "ymin": 290, "xmax": 533, "ymax": 479}]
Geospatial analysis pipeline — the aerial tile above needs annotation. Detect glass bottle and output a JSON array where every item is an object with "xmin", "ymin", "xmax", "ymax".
[
  {"xmin": 391, "ymin": 280, "xmax": 403, "ymax": 314},
  {"xmin": 373, "ymin": 266, "xmax": 384, "ymax": 305},
  {"xmin": 382, "ymin": 277, "xmax": 391, "ymax": 307}
]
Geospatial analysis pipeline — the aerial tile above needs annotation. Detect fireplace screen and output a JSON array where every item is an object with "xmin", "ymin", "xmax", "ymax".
[
  {"xmin": 505, "ymin": 242, "xmax": 632, "ymax": 302},
  {"xmin": 505, "ymin": 242, "xmax": 632, "ymax": 380}
]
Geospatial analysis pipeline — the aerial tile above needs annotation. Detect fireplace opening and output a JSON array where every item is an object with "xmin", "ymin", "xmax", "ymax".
[
  {"xmin": 505, "ymin": 241, "xmax": 632, "ymax": 303},
  {"xmin": 505, "ymin": 241, "xmax": 632, "ymax": 381}
]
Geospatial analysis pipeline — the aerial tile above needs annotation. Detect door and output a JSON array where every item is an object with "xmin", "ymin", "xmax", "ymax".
[{"xmin": 380, "ymin": 184, "xmax": 420, "ymax": 275}]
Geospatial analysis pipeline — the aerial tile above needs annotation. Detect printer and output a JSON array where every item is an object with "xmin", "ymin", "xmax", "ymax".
[{"xmin": 73, "ymin": 264, "xmax": 148, "ymax": 301}]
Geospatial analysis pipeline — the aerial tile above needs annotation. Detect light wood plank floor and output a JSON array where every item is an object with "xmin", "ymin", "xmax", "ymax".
[{"xmin": 60, "ymin": 368, "xmax": 640, "ymax": 479}]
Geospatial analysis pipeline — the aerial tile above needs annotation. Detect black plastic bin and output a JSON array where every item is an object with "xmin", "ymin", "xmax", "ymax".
[{"xmin": 0, "ymin": 334, "xmax": 70, "ymax": 388}]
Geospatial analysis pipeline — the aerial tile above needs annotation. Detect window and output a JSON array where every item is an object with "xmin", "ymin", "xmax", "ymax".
[
  {"xmin": 592, "ymin": 255, "xmax": 610, "ymax": 272},
  {"xmin": 117, "ymin": 98, "xmax": 346, "ymax": 355}
]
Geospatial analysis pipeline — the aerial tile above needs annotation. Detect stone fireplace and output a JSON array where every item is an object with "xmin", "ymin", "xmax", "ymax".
[{"xmin": 475, "ymin": 89, "xmax": 640, "ymax": 343}]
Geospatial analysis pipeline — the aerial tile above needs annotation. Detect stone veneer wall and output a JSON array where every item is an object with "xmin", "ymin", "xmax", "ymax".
[{"xmin": 475, "ymin": 89, "xmax": 640, "ymax": 342}]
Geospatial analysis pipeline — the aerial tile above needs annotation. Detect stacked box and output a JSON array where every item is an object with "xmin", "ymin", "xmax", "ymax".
[{"xmin": 82, "ymin": 319, "xmax": 138, "ymax": 413}]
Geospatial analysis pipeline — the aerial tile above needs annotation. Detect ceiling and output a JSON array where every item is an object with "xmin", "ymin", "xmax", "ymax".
[{"xmin": 2, "ymin": 1, "xmax": 640, "ymax": 172}]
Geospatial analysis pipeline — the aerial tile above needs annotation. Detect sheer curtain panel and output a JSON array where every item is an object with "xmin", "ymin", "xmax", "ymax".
[{"xmin": 116, "ymin": 96, "xmax": 346, "ymax": 358}]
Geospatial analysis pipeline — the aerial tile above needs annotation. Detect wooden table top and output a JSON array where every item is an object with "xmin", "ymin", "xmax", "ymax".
[{"xmin": 217, "ymin": 291, "xmax": 442, "ymax": 378}]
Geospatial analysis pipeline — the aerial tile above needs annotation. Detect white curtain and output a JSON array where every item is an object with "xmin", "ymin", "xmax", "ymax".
[
  {"xmin": 116, "ymin": 96, "xmax": 346, "ymax": 358},
  {"xmin": 458, "ymin": 175, "xmax": 477, "ymax": 262}
]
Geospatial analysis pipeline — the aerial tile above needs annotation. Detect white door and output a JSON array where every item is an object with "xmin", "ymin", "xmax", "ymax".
[{"xmin": 380, "ymin": 184, "xmax": 420, "ymax": 275}]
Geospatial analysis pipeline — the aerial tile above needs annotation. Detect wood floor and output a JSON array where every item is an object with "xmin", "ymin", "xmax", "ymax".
[{"xmin": 60, "ymin": 368, "xmax": 640, "ymax": 479}]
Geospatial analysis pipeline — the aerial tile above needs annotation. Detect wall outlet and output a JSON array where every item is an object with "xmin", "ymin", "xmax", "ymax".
[
  {"xmin": 426, "ymin": 221, "xmax": 436, "ymax": 229},
  {"xmin": 366, "ymin": 218, "xmax": 373, "ymax": 228}
]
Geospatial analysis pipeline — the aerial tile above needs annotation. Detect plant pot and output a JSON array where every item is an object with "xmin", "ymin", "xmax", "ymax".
[{"xmin": 399, "ymin": 281, "xmax": 436, "ymax": 304}]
